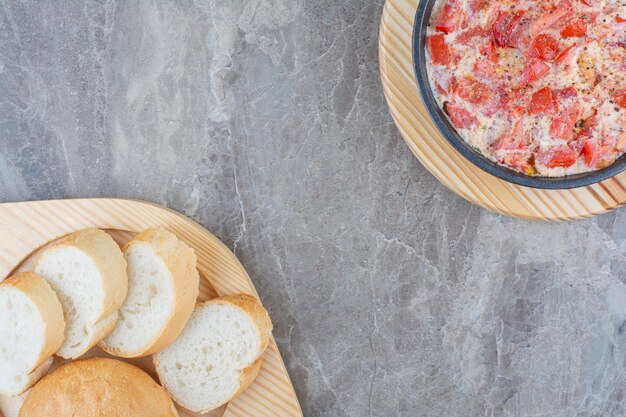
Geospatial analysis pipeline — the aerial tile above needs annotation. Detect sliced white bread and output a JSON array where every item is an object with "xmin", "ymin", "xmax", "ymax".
[
  {"xmin": 100, "ymin": 228, "xmax": 200, "ymax": 358},
  {"xmin": 0, "ymin": 272, "xmax": 65, "ymax": 396},
  {"xmin": 154, "ymin": 294, "xmax": 273, "ymax": 413},
  {"xmin": 34, "ymin": 228, "xmax": 128, "ymax": 359},
  {"xmin": 18, "ymin": 357, "xmax": 179, "ymax": 417}
]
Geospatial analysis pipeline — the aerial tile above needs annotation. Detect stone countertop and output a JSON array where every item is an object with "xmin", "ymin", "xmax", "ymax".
[{"xmin": 1, "ymin": 1, "xmax": 625, "ymax": 416}]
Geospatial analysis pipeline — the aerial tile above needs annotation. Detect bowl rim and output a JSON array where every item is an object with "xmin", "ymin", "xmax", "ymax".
[{"xmin": 411, "ymin": 0, "xmax": 626, "ymax": 190}]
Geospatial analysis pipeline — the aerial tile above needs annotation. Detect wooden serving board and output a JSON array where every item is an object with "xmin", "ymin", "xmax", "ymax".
[
  {"xmin": 379, "ymin": 0, "xmax": 626, "ymax": 220},
  {"xmin": 0, "ymin": 198, "xmax": 302, "ymax": 417}
]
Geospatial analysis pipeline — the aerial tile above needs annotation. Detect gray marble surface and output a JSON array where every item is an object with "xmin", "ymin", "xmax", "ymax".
[{"xmin": 1, "ymin": 1, "xmax": 625, "ymax": 416}]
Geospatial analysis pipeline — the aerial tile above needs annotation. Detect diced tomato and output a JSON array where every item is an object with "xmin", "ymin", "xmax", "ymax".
[
  {"xmin": 558, "ymin": 0, "xmax": 573, "ymax": 9},
  {"xmin": 582, "ymin": 113, "xmax": 598, "ymax": 129},
  {"xmin": 579, "ymin": 0, "xmax": 591, "ymax": 6},
  {"xmin": 528, "ymin": 87, "xmax": 556, "ymax": 114},
  {"xmin": 569, "ymin": 137, "xmax": 585, "ymax": 155},
  {"xmin": 455, "ymin": 78, "xmax": 493, "ymax": 105},
  {"xmin": 443, "ymin": 102, "xmax": 478, "ymax": 129},
  {"xmin": 560, "ymin": 19, "xmax": 586, "ymax": 37},
  {"xmin": 614, "ymin": 92, "xmax": 626, "ymax": 109},
  {"xmin": 523, "ymin": 58, "xmax": 551, "ymax": 83},
  {"xmin": 582, "ymin": 138, "xmax": 599, "ymax": 166},
  {"xmin": 556, "ymin": 86, "xmax": 578, "ymax": 100},
  {"xmin": 574, "ymin": 115, "xmax": 598, "ymax": 165},
  {"xmin": 537, "ymin": 146, "xmax": 578, "ymax": 168},
  {"xmin": 456, "ymin": 26, "xmax": 490, "ymax": 45},
  {"xmin": 435, "ymin": 3, "xmax": 462, "ymax": 34},
  {"xmin": 492, "ymin": 11, "xmax": 524, "ymax": 48},
  {"xmin": 427, "ymin": 35, "xmax": 451, "ymax": 66},
  {"xmin": 529, "ymin": 3, "xmax": 573, "ymax": 38},
  {"xmin": 493, "ymin": 119, "xmax": 525, "ymax": 150},
  {"xmin": 468, "ymin": 0, "xmax": 488, "ymax": 12},
  {"xmin": 435, "ymin": 82, "xmax": 447, "ymax": 95},
  {"xmin": 493, "ymin": 135, "xmax": 523, "ymax": 151},
  {"xmin": 617, "ymin": 16, "xmax": 626, "ymax": 23},
  {"xmin": 483, "ymin": 41, "xmax": 498, "ymax": 63},
  {"xmin": 577, "ymin": 114, "xmax": 600, "ymax": 167},
  {"xmin": 529, "ymin": 35, "xmax": 559, "ymax": 61},
  {"xmin": 555, "ymin": 44, "xmax": 577, "ymax": 63},
  {"xmin": 550, "ymin": 105, "xmax": 580, "ymax": 141},
  {"xmin": 473, "ymin": 42, "xmax": 498, "ymax": 79}
]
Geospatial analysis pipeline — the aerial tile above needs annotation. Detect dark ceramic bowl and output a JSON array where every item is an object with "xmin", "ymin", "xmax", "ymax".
[{"xmin": 412, "ymin": 0, "xmax": 626, "ymax": 189}]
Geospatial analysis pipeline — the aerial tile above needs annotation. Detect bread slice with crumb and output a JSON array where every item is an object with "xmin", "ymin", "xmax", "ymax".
[
  {"xmin": 0, "ymin": 272, "xmax": 65, "ymax": 396},
  {"xmin": 100, "ymin": 228, "xmax": 199, "ymax": 358},
  {"xmin": 154, "ymin": 294, "xmax": 272, "ymax": 413},
  {"xmin": 34, "ymin": 228, "xmax": 128, "ymax": 359}
]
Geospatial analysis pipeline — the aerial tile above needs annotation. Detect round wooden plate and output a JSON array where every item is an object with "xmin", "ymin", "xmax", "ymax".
[
  {"xmin": 0, "ymin": 199, "xmax": 302, "ymax": 417},
  {"xmin": 379, "ymin": 0, "xmax": 626, "ymax": 220}
]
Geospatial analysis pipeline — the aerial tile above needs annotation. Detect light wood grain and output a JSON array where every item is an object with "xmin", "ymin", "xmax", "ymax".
[
  {"xmin": 379, "ymin": 0, "xmax": 626, "ymax": 221},
  {"xmin": 0, "ymin": 198, "xmax": 302, "ymax": 417}
]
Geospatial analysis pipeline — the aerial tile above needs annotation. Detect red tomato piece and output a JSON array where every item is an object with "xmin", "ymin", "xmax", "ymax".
[
  {"xmin": 456, "ymin": 78, "xmax": 493, "ymax": 105},
  {"xmin": 550, "ymin": 105, "xmax": 580, "ymax": 141},
  {"xmin": 473, "ymin": 42, "xmax": 499, "ymax": 79},
  {"xmin": 575, "ymin": 115, "xmax": 598, "ymax": 165},
  {"xmin": 582, "ymin": 138, "xmax": 599, "ymax": 166},
  {"xmin": 493, "ymin": 136, "xmax": 523, "ymax": 151},
  {"xmin": 579, "ymin": 0, "xmax": 591, "ymax": 6},
  {"xmin": 529, "ymin": 35, "xmax": 559, "ymax": 61},
  {"xmin": 456, "ymin": 26, "xmax": 490, "ymax": 45},
  {"xmin": 435, "ymin": 82, "xmax": 447, "ymax": 95},
  {"xmin": 427, "ymin": 35, "xmax": 451, "ymax": 66},
  {"xmin": 492, "ymin": 11, "xmax": 524, "ymax": 48},
  {"xmin": 529, "ymin": 2, "xmax": 573, "ymax": 38},
  {"xmin": 492, "ymin": 119, "xmax": 525, "ymax": 150},
  {"xmin": 444, "ymin": 102, "xmax": 478, "ymax": 128},
  {"xmin": 523, "ymin": 58, "xmax": 551, "ymax": 83},
  {"xmin": 483, "ymin": 41, "xmax": 498, "ymax": 63},
  {"xmin": 537, "ymin": 146, "xmax": 578, "ymax": 168},
  {"xmin": 560, "ymin": 19, "xmax": 586, "ymax": 37},
  {"xmin": 615, "ymin": 92, "xmax": 626, "ymax": 109},
  {"xmin": 555, "ymin": 44, "xmax": 577, "ymax": 63},
  {"xmin": 469, "ymin": 0, "xmax": 488, "ymax": 12},
  {"xmin": 569, "ymin": 137, "xmax": 584, "ymax": 155},
  {"xmin": 617, "ymin": 16, "xmax": 626, "ymax": 23},
  {"xmin": 435, "ymin": 3, "xmax": 461, "ymax": 34},
  {"xmin": 528, "ymin": 87, "xmax": 556, "ymax": 114},
  {"xmin": 556, "ymin": 86, "xmax": 578, "ymax": 100}
]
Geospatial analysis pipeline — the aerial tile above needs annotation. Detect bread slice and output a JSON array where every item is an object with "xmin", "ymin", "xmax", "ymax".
[
  {"xmin": 100, "ymin": 228, "xmax": 200, "ymax": 358},
  {"xmin": 34, "ymin": 228, "xmax": 128, "ymax": 359},
  {"xmin": 18, "ymin": 357, "xmax": 179, "ymax": 417},
  {"xmin": 0, "ymin": 272, "xmax": 65, "ymax": 396},
  {"xmin": 154, "ymin": 294, "xmax": 272, "ymax": 413}
]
